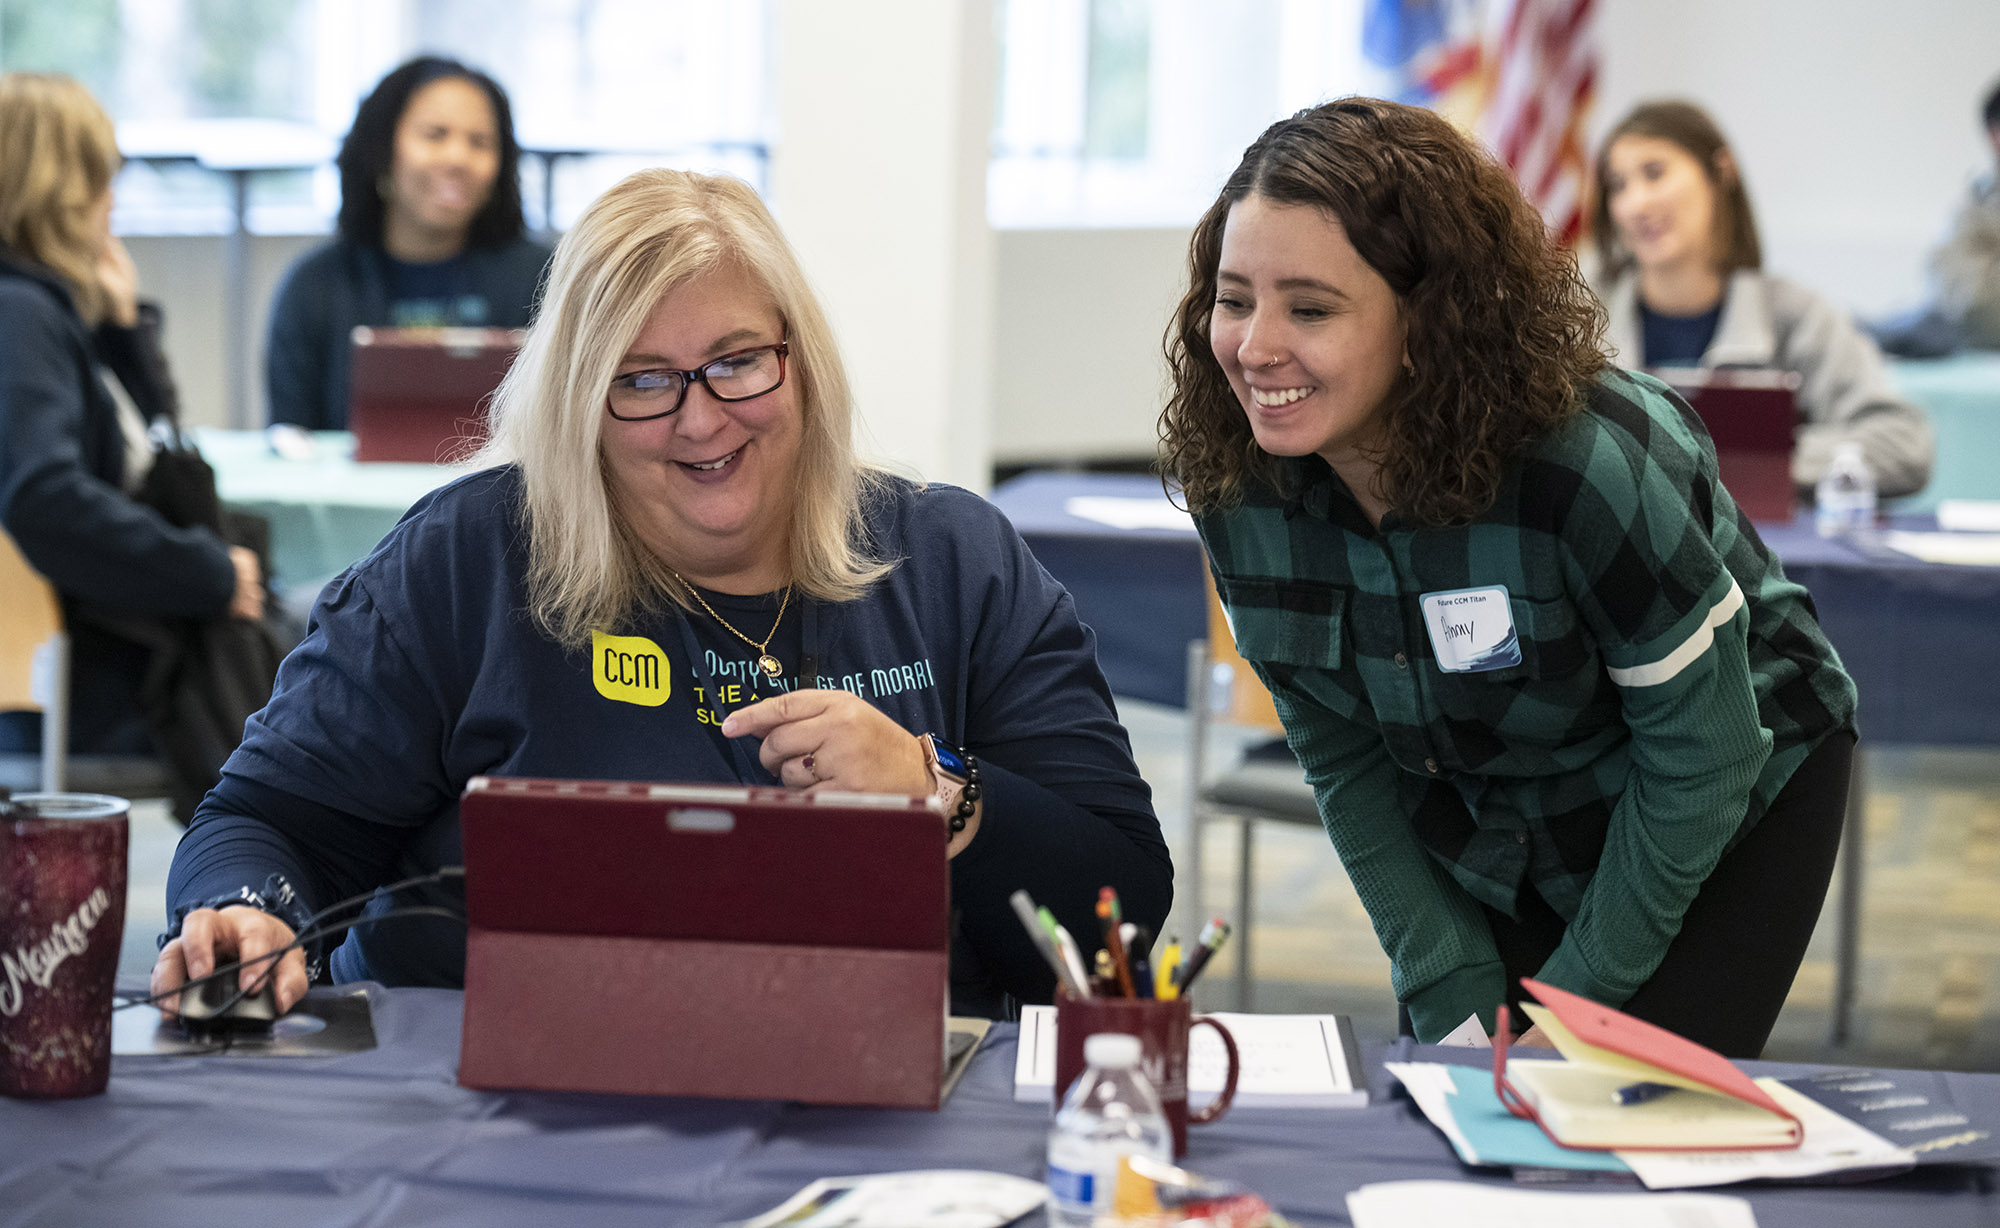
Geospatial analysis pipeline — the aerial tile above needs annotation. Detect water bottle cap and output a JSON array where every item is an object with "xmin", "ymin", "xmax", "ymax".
[{"xmin": 1083, "ymin": 1032, "xmax": 1143, "ymax": 1069}]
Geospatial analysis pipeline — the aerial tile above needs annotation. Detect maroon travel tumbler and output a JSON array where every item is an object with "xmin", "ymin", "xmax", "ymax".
[{"xmin": 0, "ymin": 793, "xmax": 129, "ymax": 1099}]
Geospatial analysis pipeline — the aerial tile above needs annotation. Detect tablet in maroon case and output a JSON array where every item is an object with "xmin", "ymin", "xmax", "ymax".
[{"xmin": 456, "ymin": 778, "xmax": 951, "ymax": 1108}]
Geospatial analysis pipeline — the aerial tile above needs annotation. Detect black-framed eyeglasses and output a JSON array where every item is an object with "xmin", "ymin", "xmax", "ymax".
[{"xmin": 605, "ymin": 341, "xmax": 789, "ymax": 421}]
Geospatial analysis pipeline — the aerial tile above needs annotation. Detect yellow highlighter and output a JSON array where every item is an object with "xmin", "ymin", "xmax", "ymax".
[{"xmin": 1155, "ymin": 941, "xmax": 1183, "ymax": 999}]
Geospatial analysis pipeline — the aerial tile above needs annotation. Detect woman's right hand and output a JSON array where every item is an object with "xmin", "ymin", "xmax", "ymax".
[
  {"xmin": 228, "ymin": 545, "xmax": 265, "ymax": 621},
  {"xmin": 151, "ymin": 906, "xmax": 310, "ymax": 1015},
  {"xmin": 95, "ymin": 233, "xmax": 140, "ymax": 329}
]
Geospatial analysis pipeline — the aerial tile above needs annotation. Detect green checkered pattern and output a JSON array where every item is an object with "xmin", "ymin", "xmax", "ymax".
[{"xmin": 1197, "ymin": 368, "xmax": 1857, "ymax": 1042}]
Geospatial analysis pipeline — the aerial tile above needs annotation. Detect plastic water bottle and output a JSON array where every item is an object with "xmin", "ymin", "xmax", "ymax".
[
  {"xmin": 1815, "ymin": 441, "xmax": 1877, "ymax": 538},
  {"xmin": 1045, "ymin": 1033, "xmax": 1173, "ymax": 1227}
]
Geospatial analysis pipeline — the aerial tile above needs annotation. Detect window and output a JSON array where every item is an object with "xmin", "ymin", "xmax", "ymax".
[
  {"xmin": 990, "ymin": 0, "xmax": 1378, "ymax": 228},
  {"xmin": 0, "ymin": 0, "xmax": 772, "ymax": 236}
]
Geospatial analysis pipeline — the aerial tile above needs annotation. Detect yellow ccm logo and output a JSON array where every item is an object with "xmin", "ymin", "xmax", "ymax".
[{"xmin": 591, "ymin": 631, "xmax": 669, "ymax": 707}]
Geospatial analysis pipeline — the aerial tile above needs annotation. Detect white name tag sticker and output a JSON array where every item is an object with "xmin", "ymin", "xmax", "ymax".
[{"xmin": 1420, "ymin": 585, "xmax": 1522, "ymax": 673}]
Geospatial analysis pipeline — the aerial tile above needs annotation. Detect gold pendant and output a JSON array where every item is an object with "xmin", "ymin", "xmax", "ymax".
[{"xmin": 758, "ymin": 654, "xmax": 783, "ymax": 680}]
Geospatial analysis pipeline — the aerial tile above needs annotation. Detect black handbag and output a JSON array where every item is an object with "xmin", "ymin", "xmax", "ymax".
[{"xmin": 81, "ymin": 308, "xmax": 287, "ymax": 823}]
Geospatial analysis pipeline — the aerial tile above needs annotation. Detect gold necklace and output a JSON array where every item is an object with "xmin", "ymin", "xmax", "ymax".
[{"xmin": 673, "ymin": 572, "xmax": 792, "ymax": 680}]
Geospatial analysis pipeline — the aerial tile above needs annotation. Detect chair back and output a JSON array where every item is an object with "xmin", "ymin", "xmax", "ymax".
[
  {"xmin": 0, "ymin": 528, "xmax": 70, "ymax": 792},
  {"xmin": 1203, "ymin": 570, "xmax": 1283, "ymax": 734},
  {"xmin": 0, "ymin": 529, "xmax": 63, "ymax": 714}
]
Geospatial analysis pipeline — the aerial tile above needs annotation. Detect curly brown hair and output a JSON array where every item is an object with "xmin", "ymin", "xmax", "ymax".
[{"xmin": 1160, "ymin": 97, "xmax": 1607, "ymax": 525}]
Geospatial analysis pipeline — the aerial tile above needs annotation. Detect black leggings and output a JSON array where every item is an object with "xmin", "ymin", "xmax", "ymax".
[{"xmin": 1485, "ymin": 731, "xmax": 1856, "ymax": 1059}]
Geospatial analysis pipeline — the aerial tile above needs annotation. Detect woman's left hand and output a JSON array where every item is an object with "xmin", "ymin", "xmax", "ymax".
[{"xmin": 722, "ymin": 690, "xmax": 931, "ymax": 797}]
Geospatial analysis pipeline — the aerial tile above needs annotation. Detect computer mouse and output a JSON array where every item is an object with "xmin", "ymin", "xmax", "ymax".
[{"xmin": 177, "ymin": 974, "xmax": 281, "ymax": 1037}]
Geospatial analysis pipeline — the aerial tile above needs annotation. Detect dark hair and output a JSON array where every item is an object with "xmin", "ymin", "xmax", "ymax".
[
  {"xmin": 1591, "ymin": 100, "xmax": 1761, "ymax": 283},
  {"xmin": 1160, "ymin": 97, "xmax": 1607, "ymax": 526},
  {"xmin": 335, "ymin": 55, "xmax": 527, "ymax": 250},
  {"xmin": 1983, "ymin": 78, "xmax": 2000, "ymax": 132}
]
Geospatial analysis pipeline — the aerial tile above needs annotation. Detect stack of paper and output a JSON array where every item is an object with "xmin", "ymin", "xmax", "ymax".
[{"xmin": 1013, "ymin": 1006, "xmax": 1367, "ymax": 1108}]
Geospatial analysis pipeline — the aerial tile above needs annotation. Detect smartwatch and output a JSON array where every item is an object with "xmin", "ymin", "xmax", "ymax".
[{"xmin": 917, "ymin": 732, "xmax": 979, "ymax": 833}]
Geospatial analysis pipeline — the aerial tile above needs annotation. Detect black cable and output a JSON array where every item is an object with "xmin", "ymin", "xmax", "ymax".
[{"xmin": 120, "ymin": 868, "xmax": 467, "ymax": 1016}]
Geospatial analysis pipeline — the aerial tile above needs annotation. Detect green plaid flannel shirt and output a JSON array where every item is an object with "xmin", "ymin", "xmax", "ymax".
[{"xmin": 1196, "ymin": 368, "xmax": 1856, "ymax": 1042}]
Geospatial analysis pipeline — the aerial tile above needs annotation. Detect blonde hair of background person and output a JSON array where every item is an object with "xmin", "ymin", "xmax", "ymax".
[
  {"xmin": 474, "ymin": 168, "xmax": 892, "ymax": 649},
  {"xmin": 0, "ymin": 72, "xmax": 121, "ymax": 326}
]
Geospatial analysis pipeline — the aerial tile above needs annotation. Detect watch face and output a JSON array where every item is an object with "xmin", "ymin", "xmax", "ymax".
[{"xmin": 927, "ymin": 734, "xmax": 968, "ymax": 779}]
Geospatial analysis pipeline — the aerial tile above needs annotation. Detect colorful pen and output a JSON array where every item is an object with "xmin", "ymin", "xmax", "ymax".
[
  {"xmin": 1175, "ymin": 918, "xmax": 1233, "ymax": 993},
  {"xmin": 1613, "ymin": 1081, "xmax": 1677, "ymax": 1106},
  {"xmin": 1097, "ymin": 888, "xmax": 1136, "ymax": 997},
  {"xmin": 1122, "ymin": 922, "xmax": 1155, "ymax": 999},
  {"xmin": 1155, "ymin": 937, "xmax": 1183, "ymax": 1000},
  {"xmin": 1010, "ymin": 890, "xmax": 1082, "ymax": 996},
  {"xmin": 1037, "ymin": 905, "xmax": 1093, "ymax": 997}
]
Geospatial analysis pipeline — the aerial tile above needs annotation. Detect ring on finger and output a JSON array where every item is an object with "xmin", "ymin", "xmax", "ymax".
[{"xmin": 802, "ymin": 752, "xmax": 821, "ymax": 781}]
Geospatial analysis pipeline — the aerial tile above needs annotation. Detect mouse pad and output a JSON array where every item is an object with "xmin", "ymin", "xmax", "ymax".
[{"xmin": 112, "ymin": 985, "xmax": 379, "ymax": 1058}]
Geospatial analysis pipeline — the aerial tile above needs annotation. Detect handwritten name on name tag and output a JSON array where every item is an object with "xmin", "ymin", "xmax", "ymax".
[{"xmin": 1420, "ymin": 586, "xmax": 1522, "ymax": 673}]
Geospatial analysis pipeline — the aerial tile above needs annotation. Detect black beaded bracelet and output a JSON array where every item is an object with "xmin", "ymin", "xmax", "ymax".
[{"xmin": 951, "ymin": 754, "xmax": 981, "ymax": 834}]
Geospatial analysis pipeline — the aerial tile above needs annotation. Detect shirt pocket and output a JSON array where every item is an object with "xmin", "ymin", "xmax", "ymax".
[{"xmin": 1215, "ymin": 575, "xmax": 1345, "ymax": 670}]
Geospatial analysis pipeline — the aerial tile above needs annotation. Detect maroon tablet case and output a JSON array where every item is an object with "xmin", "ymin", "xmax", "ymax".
[
  {"xmin": 346, "ymin": 327, "xmax": 522, "ymax": 463},
  {"xmin": 1656, "ymin": 368, "xmax": 1802, "ymax": 524},
  {"xmin": 456, "ymin": 778, "xmax": 951, "ymax": 1108}
]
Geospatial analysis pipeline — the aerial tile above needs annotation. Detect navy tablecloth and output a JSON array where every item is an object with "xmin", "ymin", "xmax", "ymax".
[
  {"xmin": 3, "ymin": 988, "xmax": 1996, "ymax": 1226},
  {"xmin": 991, "ymin": 472, "xmax": 2000, "ymax": 746}
]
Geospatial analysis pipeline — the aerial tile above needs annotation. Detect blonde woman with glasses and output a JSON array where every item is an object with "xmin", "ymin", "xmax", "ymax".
[{"xmin": 155, "ymin": 168, "xmax": 1169, "ymax": 1020}]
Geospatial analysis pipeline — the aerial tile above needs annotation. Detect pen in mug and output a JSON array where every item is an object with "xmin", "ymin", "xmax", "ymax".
[
  {"xmin": 1010, "ymin": 890, "xmax": 1084, "ymax": 997},
  {"xmin": 1097, "ymin": 888, "xmax": 1136, "ymax": 997},
  {"xmin": 1175, "ymin": 918, "xmax": 1233, "ymax": 993},
  {"xmin": 1038, "ymin": 906, "xmax": 1093, "ymax": 998},
  {"xmin": 1122, "ymin": 922, "xmax": 1155, "ymax": 999},
  {"xmin": 1155, "ymin": 937, "xmax": 1182, "ymax": 1000}
]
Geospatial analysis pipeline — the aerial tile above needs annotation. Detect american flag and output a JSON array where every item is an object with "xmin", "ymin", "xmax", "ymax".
[{"xmin": 1477, "ymin": 0, "xmax": 1600, "ymax": 246}]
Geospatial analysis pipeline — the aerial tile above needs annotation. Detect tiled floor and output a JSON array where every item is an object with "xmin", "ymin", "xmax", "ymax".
[{"xmin": 119, "ymin": 703, "xmax": 2000, "ymax": 1071}]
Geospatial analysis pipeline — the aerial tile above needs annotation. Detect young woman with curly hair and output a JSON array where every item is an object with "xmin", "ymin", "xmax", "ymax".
[{"xmin": 1161, "ymin": 98, "xmax": 1857, "ymax": 1058}]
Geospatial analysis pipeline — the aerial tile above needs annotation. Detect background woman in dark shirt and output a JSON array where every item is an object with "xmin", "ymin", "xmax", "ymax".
[{"xmin": 264, "ymin": 56, "xmax": 550, "ymax": 430}]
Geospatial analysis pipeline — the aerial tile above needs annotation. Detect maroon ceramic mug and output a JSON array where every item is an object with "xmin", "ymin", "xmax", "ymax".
[
  {"xmin": 1053, "ymin": 993, "xmax": 1240, "ymax": 1157},
  {"xmin": 0, "ymin": 793, "xmax": 129, "ymax": 1099}
]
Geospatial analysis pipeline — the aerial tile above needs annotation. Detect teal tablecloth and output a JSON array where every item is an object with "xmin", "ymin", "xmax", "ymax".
[
  {"xmin": 195, "ymin": 429, "xmax": 470, "ymax": 593},
  {"xmin": 1889, "ymin": 353, "xmax": 2000, "ymax": 511}
]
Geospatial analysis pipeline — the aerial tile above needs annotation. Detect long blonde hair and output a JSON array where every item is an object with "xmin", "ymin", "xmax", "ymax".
[
  {"xmin": 0, "ymin": 73, "xmax": 119, "ymax": 325},
  {"xmin": 476, "ymin": 168, "xmax": 892, "ymax": 648}
]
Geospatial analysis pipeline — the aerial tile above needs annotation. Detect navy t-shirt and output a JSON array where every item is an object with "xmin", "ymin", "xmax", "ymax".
[
  {"xmin": 1639, "ymin": 299, "xmax": 1724, "ymax": 367},
  {"xmin": 384, "ymin": 253, "xmax": 494, "ymax": 328},
  {"xmin": 166, "ymin": 468, "xmax": 1170, "ymax": 1016}
]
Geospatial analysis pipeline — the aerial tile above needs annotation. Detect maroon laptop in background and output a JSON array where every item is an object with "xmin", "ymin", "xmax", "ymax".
[
  {"xmin": 456, "ymin": 778, "xmax": 952, "ymax": 1109},
  {"xmin": 346, "ymin": 326, "xmax": 524, "ymax": 463},
  {"xmin": 1653, "ymin": 367, "xmax": 1802, "ymax": 524}
]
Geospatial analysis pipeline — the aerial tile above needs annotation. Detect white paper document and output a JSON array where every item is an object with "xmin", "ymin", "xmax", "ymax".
[
  {"xmin": 1347, "ymin": 1180, "xmax": 1758, "ymax": 1228},
  {"xmin": 1879, "ymin": 529, "xmax": 2000, "ymax": 566},
  {"xmin": 1614, "ymin": 1078, "xmax": 1915, "ymax": 1189},
  {"xmin": 1437, "ymin": 1011, "xmax": 1493, "ymax": 1048},
  {"xmin": 1062, "ymin": 495, "xmax": 1196, "ymax": 533},
  {"xmin": 1013, "ymin": 1005, "xmax": 1366, "ymax": 1107},
  {"xmin": 729, "ymin": 1171, "xmax": 1045, "ymax": 1228},
  {"xmin": 1935, "ymin": 500, "xmax": 2000, "ymax": 532}
]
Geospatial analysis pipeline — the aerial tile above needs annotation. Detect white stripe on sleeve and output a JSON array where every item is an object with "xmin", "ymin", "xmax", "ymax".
[{"xmin": 1604, "ymin": 576, "xmax": 1746, "ymax": 689}]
